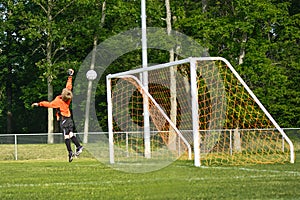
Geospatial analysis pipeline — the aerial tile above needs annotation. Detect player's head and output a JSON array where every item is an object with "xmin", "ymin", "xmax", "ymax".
[{"xmin": 61, "ymin": 88, "xmax": 73, "ymax": 102}]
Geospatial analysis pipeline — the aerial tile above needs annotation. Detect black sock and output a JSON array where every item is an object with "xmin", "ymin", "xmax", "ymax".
[
  {"xmin": 65, "ymin": 139, "xmax": 72, "ymax": 152},
  {"xmin": 71, "ymin": 136, "xmax": 81, "ymax": 148}
]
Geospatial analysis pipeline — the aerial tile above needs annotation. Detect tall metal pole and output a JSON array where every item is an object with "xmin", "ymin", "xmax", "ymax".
[{"xmin": 141, "ymin": 0, "xmax": 151, "ymax": 158}]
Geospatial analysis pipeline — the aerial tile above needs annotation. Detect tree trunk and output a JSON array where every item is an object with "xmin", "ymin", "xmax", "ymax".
[
  {"xmin": 84, "ymin": 36, "xmax": 97, "ymax": 144},
  {"xmin": 202, "ymin": 0, "xmax": 209, "ymax": 56},
  {"xmin": 238, "ymin": 32, "xmax": 247, "ymax": 65},
  {"xmin": 83, "ymin": 0, "xmax": 106, "ymax": 143},
  {"xmin": 6, "ymin": 65, "xmax": 12, "ymax": 133},
  {"xmin": 47, "ymin": 78, "xmax": 54, "ymax": 143},
  {"xmin": 47, "ymin": 1, "xmax": 54, "ymax": 143},
  {"xmin": 165, "ymin": 0, "xmax": 177, "ymax": 151},
  {"xmin": 202, "ymin": 0, "xmax": 208, "ymax": 12}
]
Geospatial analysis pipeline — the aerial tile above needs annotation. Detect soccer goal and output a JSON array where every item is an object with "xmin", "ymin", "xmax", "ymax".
[{"xmin": 106, "ymin": 57, "xmax": 294, "ymax": 167}]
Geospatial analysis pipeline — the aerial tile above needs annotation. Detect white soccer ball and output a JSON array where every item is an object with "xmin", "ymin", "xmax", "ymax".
[{"xmin": 86, "ymin": 69, "xmax": 97, "ymax": 81}]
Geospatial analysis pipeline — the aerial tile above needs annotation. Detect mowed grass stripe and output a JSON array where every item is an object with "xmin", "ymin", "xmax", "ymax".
[
  {"xmin": 0, "ymin": 171, "xmax": 297, "ymax": 189},
  {"xmin": 0, "ymin": 155, "xmax": 299, "ymax": 199}
]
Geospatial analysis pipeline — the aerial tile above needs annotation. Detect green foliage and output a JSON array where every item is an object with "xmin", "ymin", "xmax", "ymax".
[{"xmin": 0, "ymin": 0, "xmax": 299, "ymax": 133}]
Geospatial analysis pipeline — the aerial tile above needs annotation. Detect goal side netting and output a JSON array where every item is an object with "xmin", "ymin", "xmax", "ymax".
[{"xmin": 106, "ymin": 57, "xmax": 294, "ymax": 167}]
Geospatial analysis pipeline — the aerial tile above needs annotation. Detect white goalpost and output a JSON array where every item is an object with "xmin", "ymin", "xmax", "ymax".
[{"xmin": 106, "ymin": 57, "xmax": 295, "ymax": 167}]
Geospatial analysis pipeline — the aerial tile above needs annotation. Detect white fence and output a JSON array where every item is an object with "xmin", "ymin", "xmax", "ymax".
[
  {"xmin": 0, "ymin": 129, "xmax": 299, "ymax": 161},
  {"xmin": 0, "ymin": 132, "xmax": 106, "ymax": 160}
]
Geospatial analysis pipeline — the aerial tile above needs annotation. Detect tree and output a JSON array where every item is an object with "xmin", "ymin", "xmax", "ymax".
[
  {"xmin": 82, "ymin": 0, "xmax": 107, "ymax": 143},
  {"xmin": 175, "ymin": 0, "xmax": 298, "ymax": 127},
  {"xmin": 0, "ymin": 1, "xmax": 35, "ymax": 134},
  {"xmin": 1, "ymin": 0, "xmax": 92, "ymax": 135},
  {"xmin": 164, "ymin": 0, "xmax": 178, "ymax": 149},
  {"xmin": 0, "ymin": 0, "xmax": 299, "ymax": 134}
]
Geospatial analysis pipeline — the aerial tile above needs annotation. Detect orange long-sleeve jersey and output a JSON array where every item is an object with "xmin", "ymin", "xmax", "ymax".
[{"xmin": 38, "ymin": 76, "xmax": 73, "ymax": 117}]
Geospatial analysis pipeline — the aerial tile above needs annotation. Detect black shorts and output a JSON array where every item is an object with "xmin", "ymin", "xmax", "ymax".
[{"xmin": 60, "ymin": 117, "xmax": 73, "ymax": 135}]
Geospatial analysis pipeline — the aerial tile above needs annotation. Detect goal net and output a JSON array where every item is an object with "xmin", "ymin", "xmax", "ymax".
[{"xmin": 106, "ymin": 57, "xmax": 294, "ymax": 168}]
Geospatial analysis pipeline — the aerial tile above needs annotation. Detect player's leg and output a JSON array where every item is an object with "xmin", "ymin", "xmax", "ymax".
[
  {"xmin": 64, "ymin": 131, "xmax": 74, "ymax": 162},
  {"xmin": 69, "ymin": 131, "xmax": 84, "ymax": 156},
  {"xmin": 65, "ymin": 118, "xmax": 84, "ymax": 156},
  {"xmin": 75, "ymin": 145, "xmax": 84, "ymax": 156},
  {"xmin": 61, "ymin": 119, "xmax": 74, "ymax": 162}
]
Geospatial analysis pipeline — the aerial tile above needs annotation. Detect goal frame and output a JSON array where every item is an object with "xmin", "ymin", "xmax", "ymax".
[{"xmin": 106, "ymin": 57, "xmax": 295, "ymax": 166}]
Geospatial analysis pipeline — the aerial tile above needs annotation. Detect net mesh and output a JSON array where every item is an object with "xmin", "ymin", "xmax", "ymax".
[
  {"xmin": 111, "ymin": 74, "xmax": 190, "ymax": 166},
  {"xmin": 197, "ymin": 60, "xmax": 290, "ymax": 165},
  {"xmin": 109, "ymin": 58, "xmax": 292, "ymax": 166}
]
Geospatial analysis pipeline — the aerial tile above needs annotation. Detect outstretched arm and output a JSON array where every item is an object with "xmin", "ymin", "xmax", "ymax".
[
  {"xmin": 32, "ymin": 69, "xmax": 74, "ymax": 108},
  {"xmin": 32, "ymin": 96, "xmax": 61, "ymax": 108},
  {"xmin": 65, "ymin": 76, "xmax": 73, "ymax": 90},
  {"xmin": 66, "ymin": 69, "xmax": 74, "ymax": 90}
]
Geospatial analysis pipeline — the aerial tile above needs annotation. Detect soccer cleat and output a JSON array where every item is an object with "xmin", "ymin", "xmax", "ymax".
[
  {"xmin": 68, "ymin": 152, "xmax": 74, "ymax": 162},
  {"xmin": 75, "ymin": 146, "xmax": 84, "ymax": 157}
]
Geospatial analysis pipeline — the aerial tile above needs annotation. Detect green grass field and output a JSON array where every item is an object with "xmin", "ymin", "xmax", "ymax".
[{"xmin": 0, "ymin": 146, "xmax": 299, "ymax": 200}]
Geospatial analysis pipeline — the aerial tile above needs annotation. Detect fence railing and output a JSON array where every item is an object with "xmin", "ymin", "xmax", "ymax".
[
  {"xmin": 0, "ymin": 132, "xmax": 106, "ymax": 161},
  {"xmin": 0, "ymin": 129, "xmax": 299, "ymax": 161}
]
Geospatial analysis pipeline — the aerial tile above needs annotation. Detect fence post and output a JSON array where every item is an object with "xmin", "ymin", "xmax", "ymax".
[
  {"xmin": 14, "ymin": 134, "xmax": 18, "ymax": 160},
  {"xmin": 229, "ymin": 130, "xmax": 232, "ymax": 156}
]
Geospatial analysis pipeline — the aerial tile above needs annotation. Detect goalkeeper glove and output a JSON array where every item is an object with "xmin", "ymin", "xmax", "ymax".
[
  {"xmin": 68, "ymin": 69, "xmax": 74, "ymax": 76},
  {"xmin": 31, "ymin": 103, "xmax": 39, "ymax": 108}
]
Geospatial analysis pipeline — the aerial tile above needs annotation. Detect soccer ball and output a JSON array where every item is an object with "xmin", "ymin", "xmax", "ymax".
[{"xmin": 86, "ymin": 69, "xmax": 97, "ymax": 81}]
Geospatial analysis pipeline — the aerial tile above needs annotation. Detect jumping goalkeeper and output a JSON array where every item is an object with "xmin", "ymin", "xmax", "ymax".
[{"xmin": 31, "ymin": 69, "xmax": 83, "ymax": 162}]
